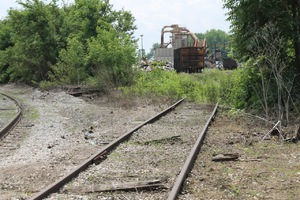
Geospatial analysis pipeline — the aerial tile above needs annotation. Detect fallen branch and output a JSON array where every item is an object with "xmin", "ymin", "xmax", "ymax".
[
  {"xmin": 212, "ymin": 153, "xmax": 239, "ymax": 162},
  {"xmin": 0, "ymin": 108, "xmax": 15, "ymax": 110},
  {"xmin": 238, "ymin": 158, "xmax": 262, "ymax": 162},
  {"xmin": 261, "ymin": 120, "xmax": 281, "ymax": 141},
  {"xmin": 66, "ymin": 179, "xmax": 168, "ymax": 193}
]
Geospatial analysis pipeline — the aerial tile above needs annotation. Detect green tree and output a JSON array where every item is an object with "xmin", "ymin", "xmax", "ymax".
[
  {"xmin": 0, "ymin": 0, "xmax": 138, "ymax": 89},
  {"xmin": 146, "ymin": 43, "xmax": 160, "ymax": 59},
  {"xmin": 1, "ymin": 0, "xmax": 61, "ymax": 83},
  {"xmin": 0, "ymin": 19, "xmax": 13, "ymax": 50},
  {"xmin": 0, "ymin": 19, "xmax": 13, "ymax": 82},
  {"xmin": 49, "ymin": 37, "xmax": 88, "ymax": 84},
  {"xmin": 196, "ymin": 29, "xmax": 230, "ymax": 58},
  {"xmin": 87, "ymin": 25, "xmax": 137, "ymax": 88},
  {"xmin": 224, "ymin": 0, "xmax": 300, "ymax": 124},
  {"xmin": 223, "ymin": 0, "xmax": 300, "ymax": 74},
  {"xmin": 61, "ymin": 0, "xmax": 112, "ymax": 41},
  {"xmin": 50, "ymin": 0, "xmax": 138, "ymax": 88}
]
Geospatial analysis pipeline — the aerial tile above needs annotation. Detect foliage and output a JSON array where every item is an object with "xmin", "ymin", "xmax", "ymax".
[
  {"xmin": 87, "ymin": 27, "xmax": 138, "ymax": 90},
  {"xmin": 49, "ymin": 37, "xmax": 88, "ymax": 84},
  {"xmin": 223, "ymin": 0, "xmax": 300, "ymax": 74},
  {"xmin": 196, "ymin": 29, "xmax": 230, "ymax": 58},
  {"xmin": 149, "ymin": 60, "xmax": 167, "ymax": 68},
  {"xmin": 0, "ymin": 0, "xmax": 138, "ymax": 89},
  {"xmin": 0, "ymin": 19, "xmax": 13, "ymax": 50},
  {"xmin": 0, "ymin": 0, "xmax": 61, "ymax": 83},
  {"xmin": 122, "ymin": 69, "xmax": 239, "ymax": 105},
  {"xmin": 0, "ymin": 19, "xmax": 12, "ymax": 82},
  {"xmin": 146, "ymin": 43, "xmax": 160, "ymax": 60},
  {"xmin": 223, "ymin": 0, "xmax": 300, "ymax": 124},
  {"xmin": 233, "ymin": 23, "xmax": 299, "ymax": 124},
  {"xmin": 52, "ymin": 0, "xmax": 137, "ymax": 89}
]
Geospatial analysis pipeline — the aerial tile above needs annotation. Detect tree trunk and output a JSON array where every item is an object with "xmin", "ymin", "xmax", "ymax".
[{"xmin": 292, "ymin": 0, "xmax": 300, "ymax": 79}]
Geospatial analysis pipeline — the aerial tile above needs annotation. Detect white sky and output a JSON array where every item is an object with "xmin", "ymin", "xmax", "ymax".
[{"xmin": 0, "ymin": 0, "xmax": 231, "ymax": 52}]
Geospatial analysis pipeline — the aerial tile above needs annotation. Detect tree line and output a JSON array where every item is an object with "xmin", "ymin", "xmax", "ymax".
[
  {"xmin": 0, "ymin": 0, "xmax": 137, "ymax": 89},
  {"xmin": 0, "ymin": 0, "xmax": 299, "ymax": 124},
  {"xmin": 223, "ymin": 0, "xmax": 300, "ymax": 124}
]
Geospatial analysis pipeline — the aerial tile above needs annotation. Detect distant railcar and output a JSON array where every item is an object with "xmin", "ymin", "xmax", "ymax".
[
  {"xmin": 174, "ymin": 47, "xmax": 206, "ymax": 73},
  {"xmin": 155, "ymin": 24, "xmax": 207, "ymax": 73},
  {"xmin": 222, "ymin": 57, "xmax": 238, "ymax": 70}
]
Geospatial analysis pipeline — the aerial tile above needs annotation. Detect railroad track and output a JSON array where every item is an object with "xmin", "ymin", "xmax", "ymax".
[
  {"xmin": 0, "ymin": 92, "xmax": 23, "ymax": 157},
  {"xmin": 29, "ymin": 99, "xmax": 217, "ymax": 200}
]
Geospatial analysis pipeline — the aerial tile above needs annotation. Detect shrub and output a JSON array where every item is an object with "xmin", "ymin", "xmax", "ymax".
[{"xmin": 121, "ymin": 68, "xmax": 239, "ymax": 105}]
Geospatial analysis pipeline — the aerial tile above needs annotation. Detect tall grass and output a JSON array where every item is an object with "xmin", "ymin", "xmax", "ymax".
[{"xmin": 121, "ymin": 68, "xmax": 240, "ymax": 105}]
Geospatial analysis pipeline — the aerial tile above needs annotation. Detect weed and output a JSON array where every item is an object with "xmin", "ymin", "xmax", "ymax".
[
  {"xmin": 230, "ymin": 185, "xmax": 242, "ymax": 196},
  {"xmin": 121, "ymin": 68, "xmax": 239, "ymax": 106},
  {"xmin": 109, "ymin": 151, "xmax": 121, "ymax": 159},
  {"xmin": 24, "ymin": 107, "xmax": 40, "ymax": 120}
]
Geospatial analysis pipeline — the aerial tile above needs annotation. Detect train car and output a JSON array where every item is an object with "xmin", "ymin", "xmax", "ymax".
[
  {"xmin": 155, "ymin": 24, "xmax": 207, "ymax": 73},
  {"xmin": 174, "ymin": 46, "xmax": 206, "ymax": 73},
  {"xmin": 222, "ymin": 57, "xmax": 238, "ymax": 70}
]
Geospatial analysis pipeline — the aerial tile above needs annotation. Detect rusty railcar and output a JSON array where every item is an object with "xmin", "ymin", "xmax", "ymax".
[
  {"xmin": 155, "ymin": 24, "xmax": 207, "ymax": 73},
  {"xmin": 222, "ymin": 57, "xmax": 238, "ymax": 70},
  {"xmin": 174, "ymin": 46, "xmax": 206, "ymax": 73}
]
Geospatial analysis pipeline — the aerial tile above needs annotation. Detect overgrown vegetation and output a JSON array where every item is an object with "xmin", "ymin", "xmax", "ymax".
[
  {"xmin": 223, "ymin": 0, "xmax": 300, "ymax": 125},
  {"xmin": 122, "ymin": 68, "xmax": 239, "ymax": 105},
  {"xmin": 232, "ymin": 23, "xmax": 300, "ymax": 124},
  {"xmin": 0, "ymin": 0, "xmax": 137, "ymax": 91}
]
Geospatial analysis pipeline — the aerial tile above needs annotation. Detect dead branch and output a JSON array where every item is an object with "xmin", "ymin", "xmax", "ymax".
[
  {"xmin": 238, "ymin": 158, "xmax": 262, "ymax": 162},
  {"xmin": 212, "ymin": 153, "xmax": 239, "ymax": 162},
  {"xmin": 261, "ymin": 120, "xmax": 281, "ymax": 141}
]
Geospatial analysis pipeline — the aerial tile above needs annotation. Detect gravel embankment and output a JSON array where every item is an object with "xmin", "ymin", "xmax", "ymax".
[{"xmin": 0, "ymin": 84, "xmax": 165, "ymax": 200}]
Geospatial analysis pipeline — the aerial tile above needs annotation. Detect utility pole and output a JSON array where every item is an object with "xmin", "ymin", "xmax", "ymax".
[{"xmin": 140, "ymin": 34, "xmax": 144, "ymax": 58}]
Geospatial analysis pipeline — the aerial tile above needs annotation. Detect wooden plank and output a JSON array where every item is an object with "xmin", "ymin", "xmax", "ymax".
[{"xmin": 66, "ymin": 180, "xmax": 168, "ymax": 193}]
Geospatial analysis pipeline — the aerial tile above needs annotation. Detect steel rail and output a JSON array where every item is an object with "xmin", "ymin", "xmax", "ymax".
[
  {"xmin": 30, "ymin": 98, "xmax": 185, "ymax": 200},
  {"xmin": 167, "ymin": 102, "xmax": 218, "ymax": 200},
  {"xmin": 0, "ymin": 92, "xmax": 22, "ymax": 140}
]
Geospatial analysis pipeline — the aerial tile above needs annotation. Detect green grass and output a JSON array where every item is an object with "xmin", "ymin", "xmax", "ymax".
[
  {"xmin": 121, "ymin": 68, "xmax": 240, "ymax": 105},
  {"xmin": 24, "ymin": 107, "xmax": 40, "ymax": 120}
]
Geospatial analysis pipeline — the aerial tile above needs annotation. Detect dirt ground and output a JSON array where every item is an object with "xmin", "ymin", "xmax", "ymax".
[
  {"xmin": 0, "ymin": 84, "xmax": 299, "ymax": 200},
  {"xmin": 180, "ymin": 109, "xmax": 300, "ymax": 200}
]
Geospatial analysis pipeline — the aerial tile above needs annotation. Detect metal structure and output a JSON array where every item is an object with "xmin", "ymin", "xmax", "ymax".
[
  {"xmin": 160, "ymin": 24, "xmax": 202, "ymax": 49},
  {"xmin": 155, "ymin": 24, "xmax": 207, "ymax": 72}
]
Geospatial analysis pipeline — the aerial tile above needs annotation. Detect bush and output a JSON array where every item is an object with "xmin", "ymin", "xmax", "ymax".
[{"xmin": 121, "ymin": 68, "xmax": 239, "ymax": 105}]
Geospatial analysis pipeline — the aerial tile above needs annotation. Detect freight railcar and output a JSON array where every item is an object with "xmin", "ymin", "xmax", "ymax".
[
  {"xmin": 155, "ymin": 24, "xmax": 207, "ymax": 73},
  {"xmin": 174, "ymin": 46, "xmax": 206, "ymax": 73}
]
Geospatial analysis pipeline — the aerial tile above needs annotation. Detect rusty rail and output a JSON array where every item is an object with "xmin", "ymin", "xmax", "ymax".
[
  {"xmin": 167, "ymin": 103, "xmax": 218, "ymax": 200},
  {"xmin": 30, "ymin": 98, "xmax": 185, "ymax": 200},
  {"xmin": 0, "ymin": 92, "xmax": 22, "ymax": 140}
]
